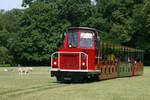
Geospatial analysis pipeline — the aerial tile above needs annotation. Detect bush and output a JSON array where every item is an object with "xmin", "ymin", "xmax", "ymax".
[{"xmin": 0, "ymin": 64, "xmax": 11, "ymax": 67}]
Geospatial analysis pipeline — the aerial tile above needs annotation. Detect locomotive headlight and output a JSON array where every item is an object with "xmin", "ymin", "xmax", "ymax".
[
  {"xmin": 54, "ymin": 61, "xmax": 57, "ymax": 65},
  {"xmin": 82, "ymin": 62, "xmax": 85, "ymax": 66},
  {"xmin": 69, "ymin": 44, "xmax": 72, "ymax": 48}
]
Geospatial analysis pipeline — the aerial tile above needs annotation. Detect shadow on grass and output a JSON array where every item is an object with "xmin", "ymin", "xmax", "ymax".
[{"xmin": 52, "ymin": 74, "xmax": 144, "ymax": 84}]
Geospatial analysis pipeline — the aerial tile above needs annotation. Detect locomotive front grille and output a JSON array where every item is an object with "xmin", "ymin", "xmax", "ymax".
[
  {"xmin": 60, "ymin": 55, "xmax": 79, "ymax": 69},
  {"xmin": 51, "ymin": 52, "xmax": 88, "ymax": 70}
]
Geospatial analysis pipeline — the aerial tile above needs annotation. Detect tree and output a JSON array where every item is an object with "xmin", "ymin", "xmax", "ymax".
[
  {"xmin": 129, "ymin": 0, "xmax": 150, "ymax": 49},
  {"xmin": 95, "ymin": 0, "xmax": 139, "ymax": 44},
  {"xmin": 0, "ymin": 46, "xmax": 13, "ymax": 64},
  {"xmin": 18, "ymin": 1, "xmax": 70, "ymax": 65},
  {"xmin": 22, "ymin": 0, "xmax": 51, "ymax": 7},
  {"xmin": 0, "ymin": 0, "xmax": 149, "ymax": 65},
  {"xmin": 58, "ymin": 0, "xmax": 94, "ymax": 26},
  {"xmin": 0, "ymin": 9, "xmax": 23, "ymax": 65},
  {"xmin": 22, "ymin": 0, "xmax": 34, "ymax": 7}
]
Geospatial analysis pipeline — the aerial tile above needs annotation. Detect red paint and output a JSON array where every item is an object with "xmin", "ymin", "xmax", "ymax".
[
  {"xmin": 64, "ymin": 33, "xmax": 68, "ymax": 48},
  {"xmin": 57, "ymin": 28, "xmax": 96, "ymax": 71},
  {"xmin": 132, "ymin": 63, "xmax": 135, "ymax": 76},
  {"xmin": 59, "ymin": 48, "xmax": 82, "ymax": 70},
  {"xmin": 52, "ymin": 57, "xmax": 58, "ymax": 68}
]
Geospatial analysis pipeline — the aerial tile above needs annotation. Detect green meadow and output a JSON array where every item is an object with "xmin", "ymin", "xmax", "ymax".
[{"xmin": 0, "ymin": 67, "xmax": 150, "ymax": 100}]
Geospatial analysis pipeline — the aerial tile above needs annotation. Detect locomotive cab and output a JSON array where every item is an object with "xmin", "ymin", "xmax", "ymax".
[{"xmin": 51, "ymin": 27, "xmax": 101, "ymax": 82}]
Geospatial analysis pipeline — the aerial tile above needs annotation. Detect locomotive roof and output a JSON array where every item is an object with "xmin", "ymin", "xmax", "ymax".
[{"xmin": 67, "ymin": 27, "xmax": 97, "ymax": 32}]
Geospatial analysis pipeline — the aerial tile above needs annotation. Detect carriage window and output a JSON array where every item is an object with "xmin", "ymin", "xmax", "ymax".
[
  {"xmin": 68, "ymin": 32, "xmax": 78, "ymax": 47},
  {"xmin": 79, "ymin": 32, "xmax": 93, "ymax": 47}
]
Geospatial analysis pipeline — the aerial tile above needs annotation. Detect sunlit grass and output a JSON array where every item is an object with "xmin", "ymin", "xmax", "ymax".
[{"xmin": 0, "ymin": 67, "xmax": 150, "ymax": 100}]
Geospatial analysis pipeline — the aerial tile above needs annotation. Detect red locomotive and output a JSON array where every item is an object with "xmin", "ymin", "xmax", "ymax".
[{"xmin": 51, "ymin": 27, "xmax": 144, "ymax": 82}]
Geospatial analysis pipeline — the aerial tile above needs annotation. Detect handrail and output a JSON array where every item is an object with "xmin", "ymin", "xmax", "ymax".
[{"xmin": 51, "ymin": 51, "xmax": 88, "ymax": 71}]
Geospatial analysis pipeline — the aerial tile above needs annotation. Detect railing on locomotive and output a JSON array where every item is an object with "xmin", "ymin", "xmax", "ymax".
[{"xmin": 51, "ymin": 52, "xmax": 88, "ymax": 71}]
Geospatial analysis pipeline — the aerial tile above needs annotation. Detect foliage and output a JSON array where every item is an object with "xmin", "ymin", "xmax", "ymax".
[
  {"xmin": 0, "ymin": 46, "xmax": 13, "ymax": 64},
  {"xmin": 17, "ymin": 1, "xmax": 70, "ymax": 65},
  {"xmin": 58, "ymin": 0, "xmax": 93, "ymax": 26},
  {"xmin": 0, "ymin": 0, "xmax": 150, "ymax": 65},
  {"xmin": 0, "ymin": 9, "xmax": 23, "ymax": 65}
]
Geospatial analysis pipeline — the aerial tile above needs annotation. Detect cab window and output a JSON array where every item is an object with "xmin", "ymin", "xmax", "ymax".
[
  {"xmin": 68, "ymin": 32, "xmax": 78, "ymax": 47},
  {"xmin": 79, "ymin": 32, "xmax": 94, "ymax": 47}
]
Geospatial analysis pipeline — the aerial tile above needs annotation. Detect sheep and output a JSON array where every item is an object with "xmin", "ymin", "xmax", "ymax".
[
  {"xmin": 3, "ymin": 68, "xmax": 13, "ymax": 72},
  {"xmin": 4, "ymin": 68, "xmax": 8, "ymax": 72},
  {"xmin": 18, "ymin": 67, "xmax": 32, "ymax": 75}
]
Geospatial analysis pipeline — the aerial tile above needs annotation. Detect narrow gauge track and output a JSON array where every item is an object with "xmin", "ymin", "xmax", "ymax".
[{"xmin": 0, "ymin": 83, "xmax": 69, "ymax": 97}]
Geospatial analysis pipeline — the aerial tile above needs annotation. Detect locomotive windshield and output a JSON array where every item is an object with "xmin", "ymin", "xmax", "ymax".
[
  {"xmin": 79, "ymin": 32, "xmax": 93, "ymax": 47},
  {"xmin": 68, "ymin": 32, "xmax": 78, "ymax": 47}
]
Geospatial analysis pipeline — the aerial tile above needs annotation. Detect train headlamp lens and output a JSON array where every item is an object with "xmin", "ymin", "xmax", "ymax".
[
  {"xmin": 69, "ymin": 44, "xmax": 72, "ymax": 48},
  {"xmin": 82, "ymin": 62, "xmax": 85, "ymax": 66},
  {"xmin": 54, "ymin": 62, "xmax": 57, "ymax": 65}
]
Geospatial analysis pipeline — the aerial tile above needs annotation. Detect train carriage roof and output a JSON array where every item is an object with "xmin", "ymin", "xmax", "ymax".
[
  {"xmin": 67, "ymin": 27, "xmax": 97, "ymax": 32},
  {"xmin": 100, "ymin": 41, "xmax": 144, "ymax": 53}
]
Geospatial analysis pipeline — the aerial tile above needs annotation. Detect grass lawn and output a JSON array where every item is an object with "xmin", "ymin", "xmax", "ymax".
[{"xmin": 0, "ymin": 67, "xmax": 150, "ymax": 100}]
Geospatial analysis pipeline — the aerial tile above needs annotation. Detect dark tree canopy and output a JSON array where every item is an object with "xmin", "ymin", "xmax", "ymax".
[{"xmin": 0, "ymin": 0, "xmax": 150, "ymax": 65}]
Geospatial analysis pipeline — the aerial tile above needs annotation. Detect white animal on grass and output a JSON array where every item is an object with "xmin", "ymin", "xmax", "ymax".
[
  {"xmin": 3, "ymin": 68, "xmax": 13, "ymax": 72},
  {"xmin": 4, "ymin": 68, "xmax": 8, "ymax": 72},
  {"xmin": 18, "ymin": 67, "xmax": 32, "ymax": 75}
]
